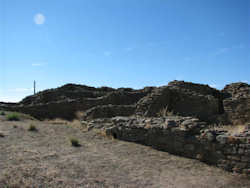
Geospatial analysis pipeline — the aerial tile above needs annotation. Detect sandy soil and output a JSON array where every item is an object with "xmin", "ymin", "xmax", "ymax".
[{"xmin": 0, "ymin": 114, "xmax": 249, "ymax": 188}]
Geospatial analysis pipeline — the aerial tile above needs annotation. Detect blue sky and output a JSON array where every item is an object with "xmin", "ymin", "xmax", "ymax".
[{"xmin": 0, "ymin": 0, "xmax": 249, "ymax": 102}]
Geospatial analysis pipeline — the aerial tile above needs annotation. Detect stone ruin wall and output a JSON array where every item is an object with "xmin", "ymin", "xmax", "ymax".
[{"xmin": 104, "ymin": 117, "xmax": 250, "ymax": 175}]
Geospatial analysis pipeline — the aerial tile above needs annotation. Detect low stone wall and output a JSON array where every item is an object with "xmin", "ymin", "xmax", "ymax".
[
  {"xmin": 82, "ymin": 105, "xmax": 136, "ymax": 120},
  {"xmin": 0, "ymin": 100, "xmax": 90, "ymax": 120},
  {"xmin": 0, "ymin": 89, "xmax": 149, "ymax": 120},
  {"xmin": 105, "ymin": 117, "xmax": 250, "ymax": 175}
]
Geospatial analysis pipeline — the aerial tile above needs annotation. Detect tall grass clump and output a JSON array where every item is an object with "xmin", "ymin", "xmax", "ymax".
[
  {"xmin": 7, "ymin": 113, "xmax": 20, "ymax": 121},
  {"xmin": 70, "ymin": 137, "xmax": 81, "ymax": 147},
  {"xmin": 28, "ymin": 124, "xmax": 38, "ymax": 132}
]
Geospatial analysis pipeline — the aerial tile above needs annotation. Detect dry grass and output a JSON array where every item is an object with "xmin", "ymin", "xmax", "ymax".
[
  {"xmin": 69, "ymin": 137, "xmax": 81, "ymax": 147},
  {"xmin": 6, "ymin": 113, "xmax": 20, "ymax": 121},
  {"xmin": 47, "ymin": 118, "xmax": 89, "ymax": 132},
  {"xmin": 94, "ymin": 128, "xmax": 116, "ymax": 140},
  {"xmin": 0, "ymin": 117, "xmax": 249, "ymax": 187},
  {"xmin": 75, "ymin": 110, "xmax": 85, "ymax": 119},
  {"xmin": 28, "ymin": 124, "xmax": 38, "ymax": 132},
  {"xmin": 157, "ymin": 106, "xmax": 174, "ymax": 117},
  {"xmin": 1, "ymin": 111, "xmax": 36, "ymax": 121},
  {"xmin": 47, "ymin": 118, "xmax": 69, "ymax": 125},
  {"xmin": 226, "ymin": 125, "xmax": 246, "ymax": 135}
]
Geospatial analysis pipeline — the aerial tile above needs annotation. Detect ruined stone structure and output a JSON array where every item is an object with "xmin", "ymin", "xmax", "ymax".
[
  {"xmin": 1, "ymin": 81, "xmax": 249, "ymax": 124},
  {"xmin": 1, "ymin": 81, "xmax": 249, "ymax": 174},
  {"xmin": 103, "ymin": 117, "xmax": 250, "ymax": 175},
  {"xmin": 222, "ymin": 82, "xmax": 250, "ymax": 125}
]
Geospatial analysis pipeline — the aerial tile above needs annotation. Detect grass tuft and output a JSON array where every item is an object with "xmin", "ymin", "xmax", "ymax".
[
  {"xmin": 70, "ymin": 137, "xmax": 81, "ymax": 147},
  {"xmin": 28, "ymin": 124, "xmax": 38, "ymax": 132},
  {"xmin": 7, "ymin": 113, "xmax": 20, "ymax": 121},
  {"xmin": 0, "ymin": 131, "xmax": 5, "ymax": 137}
]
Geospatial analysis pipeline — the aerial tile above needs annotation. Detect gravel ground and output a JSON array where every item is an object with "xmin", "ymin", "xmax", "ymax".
[{"xmin": 0, "ymin": 115, "xmax": 249, "ymax": 188}]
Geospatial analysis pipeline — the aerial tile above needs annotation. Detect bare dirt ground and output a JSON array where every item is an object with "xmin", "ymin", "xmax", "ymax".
[{"xmin": 0, "ymin": 114, "xmax": 249, "ymax": 188}]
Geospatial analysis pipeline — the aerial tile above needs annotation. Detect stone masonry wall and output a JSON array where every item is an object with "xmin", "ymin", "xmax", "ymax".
[
  {"xmin": 104, "ymin": 117, "xmax": 250, "ymax": 175},
  {"xmin": 82, "ymin": 105, "xmax": 136, "ymax": 120},
  {"xmin": 135, "ymin": 81, "xmax": 223, "ymax": 123},
  {"xmin": 222, "ymin": 82, "xmax": 250, "ymax": 125}
]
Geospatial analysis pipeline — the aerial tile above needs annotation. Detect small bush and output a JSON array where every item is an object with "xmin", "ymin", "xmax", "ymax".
[
  {"xmin": 0, "ymin": 111, "xmax": 5, "ymax": 115},
  {"xmin": 70, "ymin": 138, "xmax": 81, "ymax": 147},
  {"xmin": 7, "ymin": 113, "xmax": 20, "ymax": 121},
  {"xmin": 0, "ymin": 131, "xmax": 5, "ymax": 137},
  {"xmin": 28, "ymin": 124, "xmax": 38, "ymax": 132}
]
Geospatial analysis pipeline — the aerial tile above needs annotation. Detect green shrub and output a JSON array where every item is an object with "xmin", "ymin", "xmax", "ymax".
[
  {"xmin": 7, "ymin": 113, "xmax": 20, "ymax": 121},
  {"xmin": 70, "ymin": 138, "xmax": 81, "ymax": 147},
  {"xmin": 0, "ymin": 111, "xmax": 5, "ymax": 115},
  {"xmin": 28, "ymin": 124, "xmax": 38, "ymax": 132}
]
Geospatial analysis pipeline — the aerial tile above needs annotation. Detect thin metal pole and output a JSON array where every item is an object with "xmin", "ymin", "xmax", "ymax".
[{"xmin": 34, "ymin": 80, "xmax": 36, "ymax": 95}]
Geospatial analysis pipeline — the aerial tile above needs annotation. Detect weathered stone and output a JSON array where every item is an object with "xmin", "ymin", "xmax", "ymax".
[
  {"xmin": 111, "ymin": 116, "xmax": 132, "ymax": 123},
  {"xmin": 227, "ymin": 155, "xmax": 241, "ymax": 161},
  {"xmin": 216, "ymin": 135, "xmax": 228, "ymax": 145},
  {"xmin": 239, "ymin": 144, "xmax": 250, "ymax": 148},
  {"xmin": 204, "ymin": 131, "xmax": 216, "ymax": 142},
  {"xmin": 215, "ymin": 151, "xmax": 225, "ymax": 160},
  {"xmin": 238, "ymin": 148, "xmax": 245, "ymax": 155},
  {"xmin": 222, "ymin": 82, "xmax": 250, "ymax": 125},
  {"xmin": 245, "ymin": 123, "xmax": 250, "ymax": 131},
  {"xmin": 82, "ymin": 105, "xmax": 136, "ymax": 120},
  {"xmin": 135, "ymin": 81, "xmax": 223, "ymax": 122},
  {"xmin": 184, "ymin": 144, "xmax": 195, "ymax": 151},
  {"xmin": 232, "ymin": 168, "xmax": 242, "ymax": 173},
  {"xmin": 196, "ymin": 154, "xmax": 203, "ymax": 160},
  {"xmin": 241, "ymin": 156, "xmax": 249, "ymax": 162},
  {"xmin": 234, "ymin": 162, "xmax": 247, "ymax": 169},
  {"xmin": 173, "ymin": 141, "xmax": 184, "ymax": 151},
  {"xmin": 165, "ymin": 120, "xmax": 177, "ymax": 128},
  {"xmin": 247, "ymin": 138, "xmax": 250, "ymax": 144}
]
